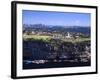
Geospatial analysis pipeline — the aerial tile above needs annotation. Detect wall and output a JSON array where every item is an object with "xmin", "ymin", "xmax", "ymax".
[{"xmin": 0, "ymin": 0, "xmax": 99, "ymax": 80}]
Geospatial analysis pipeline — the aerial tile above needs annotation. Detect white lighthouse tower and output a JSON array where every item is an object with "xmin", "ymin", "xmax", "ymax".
[{"xmin": 66, "ymin": 32, "xmax": 72, "ymax": 38}]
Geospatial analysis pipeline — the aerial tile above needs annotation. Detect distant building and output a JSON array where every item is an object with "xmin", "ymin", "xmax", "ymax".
[
  {"xmin": 31, "ymin": 31, "xmax": 36, "ymax": 35},
  {"xmin": 52, "ymin": 32, "xmax": 73, "ymax": 39},
  {"xmin": 65, "ymin": 32, "xmax": 72, "ymax": 38},
  {"xmin": 52, "ymin": 34, "xmax": 63, "ymax": 39}
]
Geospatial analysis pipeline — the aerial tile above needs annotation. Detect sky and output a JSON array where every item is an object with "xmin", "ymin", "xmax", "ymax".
[{"xmin": 22, "ymin": 10, "xmax": 91, "ymax": 27}]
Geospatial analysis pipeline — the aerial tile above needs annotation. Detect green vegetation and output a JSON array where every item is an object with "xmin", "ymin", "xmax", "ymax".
[
  {"xmin": 23, "ymin": 34, "xmax": 52, "ymax": 42},
  {"xmin": 23, "ymin": 34, "xmax": 90, "ymax": 43},
  {"xmin": 62, "ymin": 37, "xmax": 90, "ymax": 43}
]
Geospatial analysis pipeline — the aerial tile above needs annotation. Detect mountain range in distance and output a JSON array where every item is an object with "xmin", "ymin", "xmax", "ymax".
[
  {"xmin": 23, "ymin": 24, "xmax": 90, "ymax": 28},
  {"xmin": 23, "ymin": 24, "xmax": 90, "ymax": 35}
]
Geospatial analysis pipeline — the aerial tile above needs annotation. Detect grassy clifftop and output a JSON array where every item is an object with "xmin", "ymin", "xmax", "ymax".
[{"xmin": 23, "ymin": 34, "xmax": 90, "ymax": 43}]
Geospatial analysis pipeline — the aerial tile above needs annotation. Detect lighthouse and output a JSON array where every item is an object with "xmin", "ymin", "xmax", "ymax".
[{"xmin": 66, "ymin": 32, "xmax": 72, "ymax": 38}]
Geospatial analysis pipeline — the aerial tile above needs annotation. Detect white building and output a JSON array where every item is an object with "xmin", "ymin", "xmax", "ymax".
[
  {"xmin": 52, "ymin": 32, "xmax": 72, "ymax": 39},
  {"xmin": 65, "ymin": 32, "xmax": 72, "ymax": 38}
]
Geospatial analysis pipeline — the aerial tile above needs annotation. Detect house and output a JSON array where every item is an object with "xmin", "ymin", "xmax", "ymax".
[
  {"xmin": 52, "ymin": 34, "xmax": 63, "ymax": 39},
  {"xmin": 52, "ymin": 32, "xmax": 73, "ymax": 39}
]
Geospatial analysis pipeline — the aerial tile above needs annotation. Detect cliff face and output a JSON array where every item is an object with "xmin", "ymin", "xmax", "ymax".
[{"xmin": 23, "ymin": 40, "xmax": 91, "ymax": 62}]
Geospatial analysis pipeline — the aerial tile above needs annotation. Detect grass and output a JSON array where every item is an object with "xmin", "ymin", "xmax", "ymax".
[
  {"xmin": 23, "ymin": 34, "xmax": 52, "ymax": 42},
  {"xmin": 23, "ymin": 34, "xmax": 90, "ymax": 43},
  {"xmin": 62, "ymin": 37, "xmax": 90, "ymax": 43}
]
